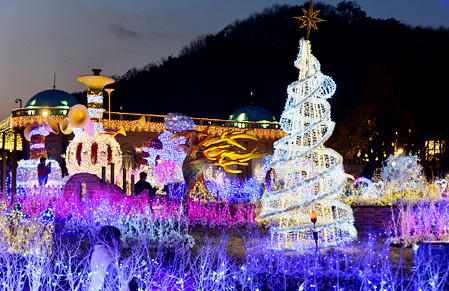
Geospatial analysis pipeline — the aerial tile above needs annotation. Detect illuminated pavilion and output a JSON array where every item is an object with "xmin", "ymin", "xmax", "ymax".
[{"xmin": 9, "ymin": 74, "xmax": 284, "ymax": 179}]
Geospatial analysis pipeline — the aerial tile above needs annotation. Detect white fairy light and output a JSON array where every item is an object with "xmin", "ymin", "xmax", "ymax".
[
  {"xmin": 30, "ymin": 143, "xmax": 46, "ymax": 150},
  {"xmin": 259, "ymin": 38, "xmax": 357, "ymax": 250},
  {"xmin": 142, "ymin": 131, "xmax": 186, "ymax": 185},
  {"xmin": 87, "ymin": 95, "xmax": 103, "ymax": 104},
  {"xmin": 16, "ymin": 159, "xmax": 63, "ymax": 189},
  {"xmin": 65, "ymin": 133, "xmax": 122, "ymax": 180},
  {"xmin": 164, "ymin": 112, "xmax": 195, "ymax": 132},
  {"xmin": 29, "ymin": 124, "xmax": 50, "ymax": 138}
]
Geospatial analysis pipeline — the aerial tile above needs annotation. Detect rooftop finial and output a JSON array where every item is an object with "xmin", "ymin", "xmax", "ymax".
[
  {"xmin": 92, "ymin": 69, "xmax": 102, "ymax": 76},
  {"xmin": 250, "ymin": 89, "xmax": 254, "ymax": 106},
  {"xmin": 53, "ymin": 71, "xmax": 56, "ymax": 89}
]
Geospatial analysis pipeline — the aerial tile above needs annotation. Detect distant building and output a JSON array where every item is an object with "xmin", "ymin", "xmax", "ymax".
[{"xmin": 11, "ymin": 89, "xmax": 284, "ymax": 178}]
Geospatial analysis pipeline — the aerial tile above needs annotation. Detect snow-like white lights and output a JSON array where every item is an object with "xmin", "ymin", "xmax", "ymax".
[
  {"xmin": 29, "ymin": 124, "xmax": 50, "ymax": 138},
  {"xmin": 142, "ymin": 131, "xmax": 186, "ymax": 185},
  {"xmin": 164, "ymin": 112, "xmax": 194, "ymax": 132},
  {"xmin": 259, "ymin": 38, "xmax": 357, "ymax": 250},
  {"xmin": 16, "ymin": 159, "xmax": 63, "ymax": 189}
]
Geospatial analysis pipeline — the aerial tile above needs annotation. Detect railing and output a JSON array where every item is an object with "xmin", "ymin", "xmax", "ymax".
[
  {"xmin": 11, "ymin": 107, "xmax": 280, "ymax": 130},
  {"xmin": 12, "ymin": 107, "xmax": 70, "ymax": 117}
]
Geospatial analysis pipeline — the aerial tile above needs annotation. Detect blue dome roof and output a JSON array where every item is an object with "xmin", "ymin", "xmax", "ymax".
[
  {"xmin": 229, "ymin": 105, "xmax": 277, "ymax": 123},
  {"xmin": 25, "ymin": 89, "xmax": 79, "ymax": 108}
]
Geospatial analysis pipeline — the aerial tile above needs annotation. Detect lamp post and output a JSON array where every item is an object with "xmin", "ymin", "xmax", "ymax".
[
  {"xmin": 105, "ymin": 88, "xmax": 114, "ymax": 133},
  {"xmin": 15, "ymin": 99, "xmax": 22, "ymax": 108},
  {"xmin": 311, "ymin": 209, "xmax": 318, "ymax": 250}
]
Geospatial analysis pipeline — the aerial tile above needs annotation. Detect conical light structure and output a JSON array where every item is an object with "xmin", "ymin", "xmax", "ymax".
[{"xmin": 259, "ymin": 38, "xmax": 357, "ymax": 250}]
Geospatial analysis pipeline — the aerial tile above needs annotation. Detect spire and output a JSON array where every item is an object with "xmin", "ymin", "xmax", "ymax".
[
  {"xmin": 53, "ymin": 71, "xmax": 56, "ymax": 89},
  {"xmin": 250, "ymin": 89, "xmax": 254, "ymax": 106}
]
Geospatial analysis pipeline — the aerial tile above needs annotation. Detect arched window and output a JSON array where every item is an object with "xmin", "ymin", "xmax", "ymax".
[{"xmin": 120, "ymin": 144, "xmax": 136, "ymax": 173}]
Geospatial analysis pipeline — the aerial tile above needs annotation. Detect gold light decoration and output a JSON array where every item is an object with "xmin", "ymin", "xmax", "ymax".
[
  {"xmin": 11, "ymin": 115, "xmax": 286, "ymax": 140},
  {"xmin": 0, "ymin": 212, "xmax": 54, "ymax": 255},
  {"xmin": 65, "ymin": 133, "xmax": 122, "ymax": 180},
  {"xmin": 0, "ymin": 131, "xmax": 23, "ymax": 151},
  {"xmin": 294, "ymin": 0, "xmax": 326, "ymax": 39},
  {"xmin": 171, "ymin": 125, "xmax": 270, "ymax": 201},
  {"xmin": 77, "ymin": 69, "xmax": 115, "ymax": 132},
  {"xmin": 171, "ymin": 126, "xmax": 270, "ymax": 174},
  {"xmin": 28, "ymin": 124, "xmax": 50, "ymax": 160}
]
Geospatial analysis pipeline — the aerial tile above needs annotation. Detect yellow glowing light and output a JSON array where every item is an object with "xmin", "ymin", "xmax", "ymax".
[
  {"xmin": 11, "ymin": 115, "xmax": 286, "ymax": 140},
  {"xmin": 171, "ymin": 127, "xmax": 270, "ymax": 174},
  {"xmin": 65, "ymin": 133, "xmax": 122, "ymax": 180},
  {"xmin": 0, "ymin": 214, "xmax": 54, "ymax": 255},
  {"xmin": 77, "ymin": 75, "xmax": 115, "ymax": 91},
  {"xmin": 0, "ymin": 131, "xmax": 23, "ymax": 151},
  {"xmin": 294, "ymin": 0, "xmax": 326, "ymax": 39}
]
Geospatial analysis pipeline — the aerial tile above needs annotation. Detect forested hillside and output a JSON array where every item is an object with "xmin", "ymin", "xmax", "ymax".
[{"xmin": 73, "ymin": 1, "xmax": 449, "ymax": 172}]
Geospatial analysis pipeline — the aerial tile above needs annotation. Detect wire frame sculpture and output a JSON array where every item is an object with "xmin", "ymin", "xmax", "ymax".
[{"xmin": 259, "ymin": 38, "xmax": 357, "ymax": 250}]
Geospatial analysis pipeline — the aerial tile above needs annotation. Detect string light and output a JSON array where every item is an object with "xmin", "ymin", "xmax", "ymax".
[
  {"xmin": 165, "ymin": 112, "xmax": 195, "ymax": 132},
  {"xmin": 259, "ymin": 38, "xmax": 357, "ymax": 250},
  {"xmin": 16, "ymin": 159, "xmax": 63, "ymax": 189},
  {"xmin": 0, "ymin": 130, "xmax": 23, "ymax": 151},
  {"xmin": 340, "ymin": 153, "xmax": 438, "ymax": 204},
  {"xmin": 87, "ymin": 95, "xmax": 105, "ymax": 131},
  {"xmin": 65, "ymin": 133, "xmax": 122, "ymax": 180},
  {"xmin": 28, "ymin": 124, "xmax": 50, "ymax": 160},
  {"xmin": 12, "ymin": 115, "xmax": 286, "ymax": 140},
  {"xmin": 29, "ymin": 124, "xmax": 50, "ymax": 137},
  {"xmin": 142, "ymin": 131, "xmax": 186, "ymax": 185},
  {"xmin": 10, "ymin": 115, "xmax": 64, "ymax": 128},
  {"xmin": 0, "ymin": 203, "xmax": 54, "ymax": 255}
]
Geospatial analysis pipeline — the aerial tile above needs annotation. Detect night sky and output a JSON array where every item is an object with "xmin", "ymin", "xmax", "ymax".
[{"xmin": 0, "ymin": 0, "xmax": 448, "ymax": 120}]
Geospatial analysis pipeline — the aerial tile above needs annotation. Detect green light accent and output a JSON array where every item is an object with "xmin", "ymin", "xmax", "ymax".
[
  {"xmin": 25, "ymin": 89, "xmax": 79, "ymax": 109},
  {"xmin": 229, "ymin": 105, "xmax": 277, "ymax": 123},
  {"xmin": 237, "ymin": 113, "xmax": 247, "ymax": 121}
]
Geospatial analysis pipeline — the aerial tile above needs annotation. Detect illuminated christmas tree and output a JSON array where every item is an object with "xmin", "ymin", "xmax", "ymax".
[{"xmin": 259, "ymin": 35, "xmax": 357, "ymax": 250}]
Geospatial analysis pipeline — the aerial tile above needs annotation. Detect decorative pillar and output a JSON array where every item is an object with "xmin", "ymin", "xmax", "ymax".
[
  {"xmin": 29, "ymin": 125, "xmax": 49, "ymax": 160},
  {"xmin": 11, "ymin": 133, "xmax": 17, "ymax": 203},
  {"xmin": 77, "ymin": 69, "xmax": 115, "ymax": 132},
  {"xmin": 2, "ymin": 131, "xmax": 5, "ymax": 200}
]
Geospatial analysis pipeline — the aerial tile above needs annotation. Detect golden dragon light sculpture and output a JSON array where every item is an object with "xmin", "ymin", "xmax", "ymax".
[{"xmin": 171, "ymin": 125, "xmax": 270, "ymax": 201}]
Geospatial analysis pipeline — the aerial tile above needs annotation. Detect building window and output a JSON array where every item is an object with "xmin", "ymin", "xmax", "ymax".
[{"xmin": 425, "ymin": 140, "xmax": 445, "ymax": 162}]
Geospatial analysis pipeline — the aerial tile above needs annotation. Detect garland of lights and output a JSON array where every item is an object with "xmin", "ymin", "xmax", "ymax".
[
  {"xmin": 65, "ymin": 133, "xmax": 122, "ymax": 181},
  {"xmin": 0, "ymin": 130, "xmax": 23, "ymax": 151},
  {"xmin": 0, "ymin": 202, "xmax": 54, "ymax": 255},
  {"xmin": 142, "ymin": 131, "xmax": 186, "ymax": 185},
  {"xmin": 11, "ymin": 115, "xmax": 64, "ymax": 129},
  {"xmin": 11, "ymin": 116, "xmax": 286, "ymax": 140},
  {"xmin": 259, "ymin": 38, "xmax": 357, "ymax": 250},
  {"xmin": 29, "ymin": 124, "xmax": 50, "ymax": 159},
  {"xmin": 87, "ymin": 90, "xmax": 104, "ymax": 131}
]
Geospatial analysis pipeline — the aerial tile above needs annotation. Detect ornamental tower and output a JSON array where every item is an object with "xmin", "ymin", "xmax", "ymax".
[
  {"xmin": 77, "ymin": 69, "xmax": 115, "ymax": 132},
  {"xmin": 259, "ymin": 37, "xmax": 357, "ymax": 250},
  {"xmin": 259, "ymin": 1, "xmax": 356, "ymax": 250}
]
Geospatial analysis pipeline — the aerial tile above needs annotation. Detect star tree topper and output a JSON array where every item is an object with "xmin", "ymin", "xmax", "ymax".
[{"xmin": 294, "ymin": 0, "xmax": 326, "ymax": 39}]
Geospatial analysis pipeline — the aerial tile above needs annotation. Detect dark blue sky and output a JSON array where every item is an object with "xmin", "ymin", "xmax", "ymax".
[{"xmin": 0, "ymin": 0, "xmax": 448, "ymax": 119}]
